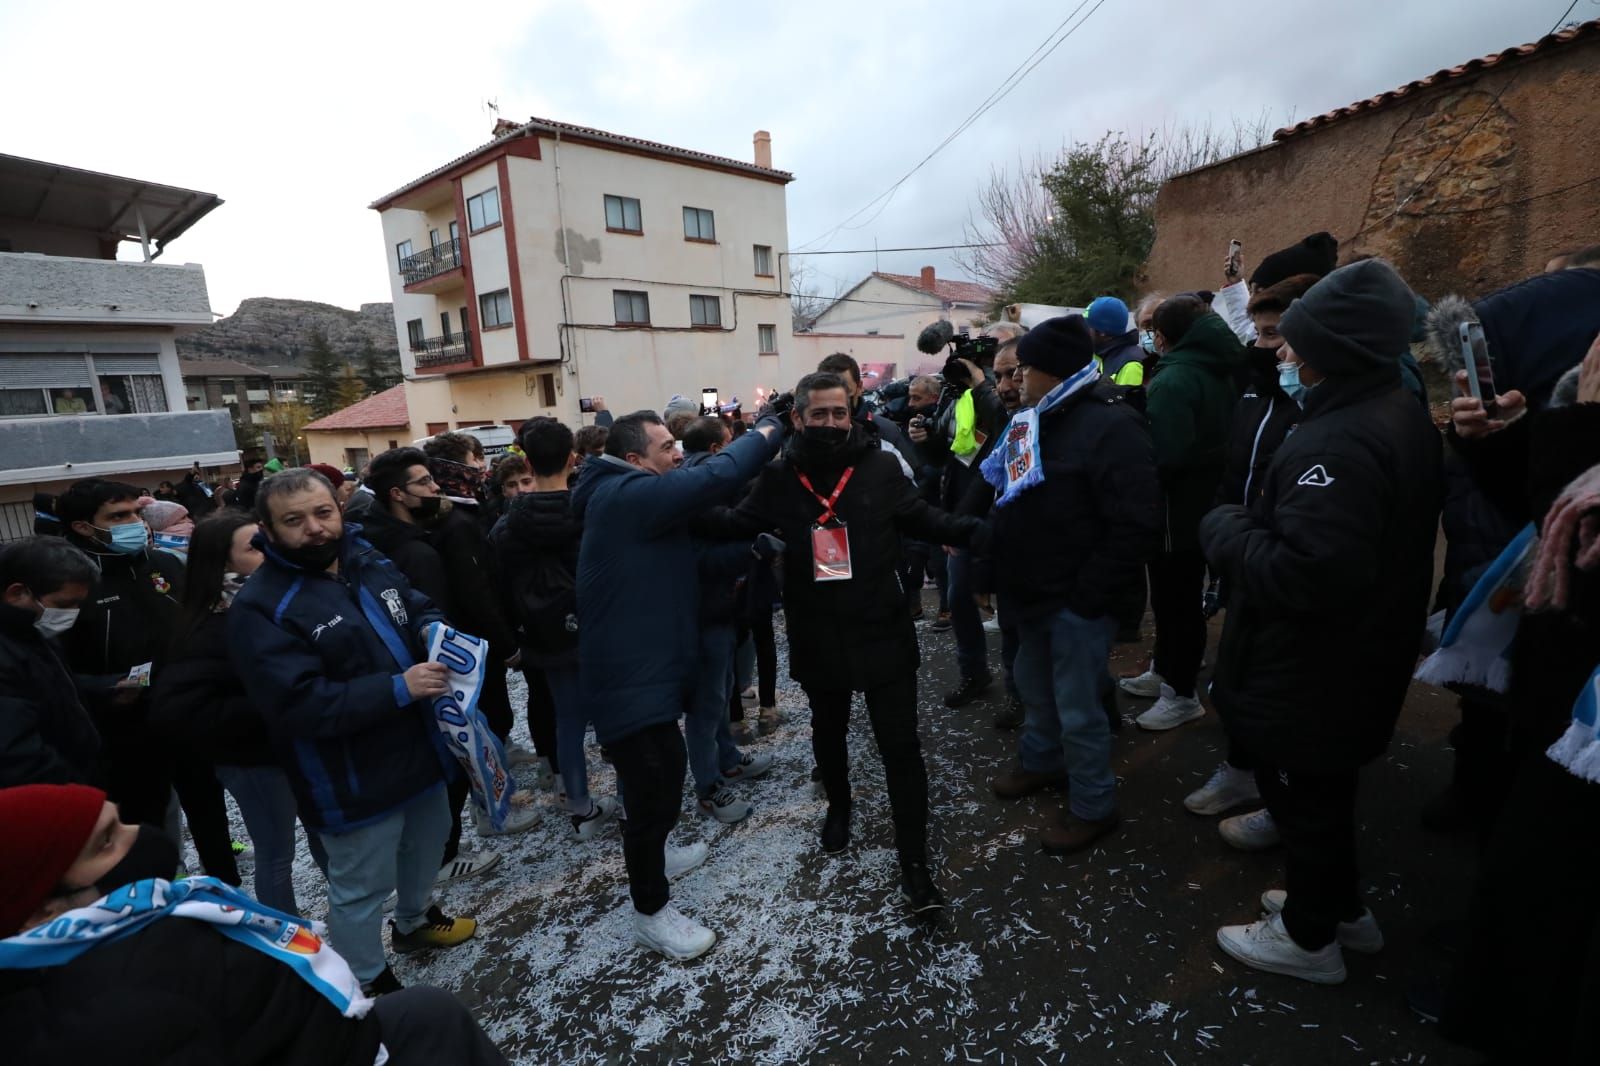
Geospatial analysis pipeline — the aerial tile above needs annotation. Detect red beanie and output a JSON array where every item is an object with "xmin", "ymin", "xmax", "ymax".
[
  {"xmin": 0, "ymin": 784, "xmax": 107, "ymax": 937},
  {"xmin": 307, "ymin": 463, "xmax": 346, "ymax": 488}
]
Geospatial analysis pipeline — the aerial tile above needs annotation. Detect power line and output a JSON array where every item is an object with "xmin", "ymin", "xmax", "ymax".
[
  {"xmin": 792, "ymin": 0, "xmax": 1113, "ymax": 252},
  {"xmin": 788, "ymin": 242, "xmax": 1003, "ymax": 256}
]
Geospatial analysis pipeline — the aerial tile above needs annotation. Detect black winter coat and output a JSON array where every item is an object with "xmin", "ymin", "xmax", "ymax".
[
  {"xmin": 491, "ymin": 490, "xmax": 582, "ymax": 668},
  {"xmin": 426, "ymin": 506, "xmax": 518, "ymax": 659},
  {"xmin": 60, "ymin": 543, "xmax": 185, "ymax": 721},
  {"xmin": 975, "ymin": 383, "xmax": 1162, "ymax": 627},
  {"xmin": 1201, "ymin": 369, "xmax": 1443, "ymax": 771},
  {"xmin": 1216, "ymin": 348, "xmax": 1302, "ymax": 509},
  {"xmin": 0, "ymin": 603, "xmax": 100, "ymax": 789},
  {"xmin": 358, "ymin": 507, "xmax": 452, "ymax": 611},
  {"xmin": 711, "ymin": 426, "xmax": 982, "ymax": 691},
  {"xmin": 0, "ymin": 920, "xmax": 381, "ymax": 1066},
  {"xmin": 149, "ymin": 611, "xmax": 274, "ymax": 767}
]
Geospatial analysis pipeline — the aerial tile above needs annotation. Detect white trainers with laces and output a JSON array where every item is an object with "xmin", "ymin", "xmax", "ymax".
[
  {"xmin": 722, "ymin": 751, "xmax": 774, "ymax": 782},
  {"xmin": 633, "ymin": 902, "xmax": 717, "ymax": 960},
  {"xmin": 570, "ymin": 796, "xmax": 619, "ymax": 842},
  {"xmin": 1219, "ymin": 807, "xmax": 1281, "ymax": 851},
  {"xmin": 436, "ymin": 849, "xmax": 499, "ymax": 885},
  {"xmin": 1184, "ymin": 762, "xmax": 1262, "ymax": 815},
  {"xmin": 1260, "ymin": 890, "xmax": 1384, "ymax": 954},
  {"xmin": 740, "ymin": 686, "xmax": 758, "ymax": 707},
  {"xmin": 664, "ymin": 841, "xmax": 710, "ymax": 880},
  {"xmin": 1216, "ymin": 912, "xmax": 1347, "ymax": 984},
  {"xmin": 1118, "ymin": 668, "xmax": 1165, "ymax": 698},
  {"xmin": 698, "ymin": 784, "xmax": 753, "ymax": 824},
  {"xmin": 472, "ymin": 801, "xmax": 539, "ymax": 838},
  {"xmin": 1135, "ymin": 684, "xmax": 1205, "ymax": 731}
]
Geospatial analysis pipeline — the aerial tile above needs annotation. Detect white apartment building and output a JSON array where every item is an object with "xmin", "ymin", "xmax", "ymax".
[
  {"xmin": 371, "ymin": 118, "xmax": 901, "ymax": 438},
  {"xmin": 0, "ymin": 154, "xmax": 236, "ymax": 538},
  {"xmin": 808, "ymin": 266, "xmax": 995, "ymax": 375}
]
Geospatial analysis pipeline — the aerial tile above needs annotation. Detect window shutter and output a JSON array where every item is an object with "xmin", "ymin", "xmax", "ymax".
[
  {"xmin": 0, "ymin": 354, "xmax": 93, "ymax": 388},
  {"xmin": 93, "ymin": 354, "xmax": 163, "ymax": 375}
]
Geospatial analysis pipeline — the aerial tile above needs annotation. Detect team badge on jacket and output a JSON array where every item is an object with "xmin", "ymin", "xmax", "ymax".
[
  {"xmin": 381, "ymin": 587, "xmax": 408, "ymax": 626},
  {"xmin": 150, "ymin": 572, "xmax": 171, "ymax": 595}
]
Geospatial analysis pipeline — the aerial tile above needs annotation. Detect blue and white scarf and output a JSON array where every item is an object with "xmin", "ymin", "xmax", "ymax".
[
  {"xmin": 0, "ymin": 877, "xmax": 372, "ymax": 1017},
  {"xmin": 1413, "ymin": 523, "xmax": 1536, "ymax": 694},
  {"xmin": 980, "ymin": 361, "xmax": 1100, "ymax": 508},
  {"xmin": 424, "ymin": 621, "xmax": 515, "ymax": 830},
  {"xmin": 1548, "ymin": 666, "xmax": 1600, "ymax": 784}
]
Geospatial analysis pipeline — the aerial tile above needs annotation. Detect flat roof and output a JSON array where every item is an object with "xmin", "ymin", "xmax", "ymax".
[{"xmin": 0, "ymin": 153, "xmax": 222, "ymax": 253}]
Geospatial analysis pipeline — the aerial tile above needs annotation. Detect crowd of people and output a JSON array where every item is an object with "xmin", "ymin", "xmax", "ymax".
[{"xmin": 1, "ymin": 235, "xmax": 1598, "ymax": 1063}]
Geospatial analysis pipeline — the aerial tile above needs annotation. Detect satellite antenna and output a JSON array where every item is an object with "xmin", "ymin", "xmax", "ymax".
[{"xmin": 483, "ymin": 97, "xmax": 500, "ymax": 116}]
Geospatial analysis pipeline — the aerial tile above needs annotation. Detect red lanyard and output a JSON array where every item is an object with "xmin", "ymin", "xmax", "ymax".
[{"xmin": 796, "ymin": 466, "xmax": 855, "ymax": 525}]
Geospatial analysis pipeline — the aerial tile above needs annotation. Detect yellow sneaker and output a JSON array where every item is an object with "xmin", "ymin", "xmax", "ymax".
[{"xmin": 389, "ymin": 906, "xmax": 477, "ymax": 953}]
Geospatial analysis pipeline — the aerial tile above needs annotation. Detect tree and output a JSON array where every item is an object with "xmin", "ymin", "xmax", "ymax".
[
  {"xmin": 359, "ymin": 337, "xmax": 399, "ymax": 393},
  {"xmin": 332, "ymin": 365, "xmax": 368, "ymax": 411},
  {"xmin": 263, "ymin": 399, "xmax": 312, "ymax": 466},
  {"xmin": 303, "ymin": 328, "xmax": 343, "ymax": 417},
  {"xmin": 789, "ymin": 261, "xmax": 841, "ymax": 332}
]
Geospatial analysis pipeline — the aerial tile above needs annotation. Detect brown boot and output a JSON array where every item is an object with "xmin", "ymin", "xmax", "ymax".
[
  {"xmin": 992, "ymin": 764, "xmax": 1069, "ymax": 799},
  {"xmin": 1040, "ymin": 811, "xmax": 1119, "ymax": 855}
]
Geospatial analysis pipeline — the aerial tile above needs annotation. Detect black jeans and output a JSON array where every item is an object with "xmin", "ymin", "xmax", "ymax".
[
  {"xmin": 608, "ymin": 720, "xmax": 687, "ymax": 915},
  {"xmin": 173, "ymin": 757, "xmax": 239, "ymax": 884},
  {"xmin": 1148, "ymin": 549, "xmax": 1208, "ymax": 697},
  {"xmin": 750, "ymin": 606, "xmax": 778, "ymax": 709},
  {"xmin": 442, "ymin": 773, "xmax": 471, "ymax": 866},
  {"xmin": 520, "ymin": 666, "xmax": 560, "ymax": 768},
  {"xmin": 477, "ymin": 663, "xmax": 513, "ymax": 742},
  {"xmin": 1255, "ymin": 765, "xmax": 1363, "ymax": 951},
  {"xmin": 805, "ymin": 675, "xmax": 928, "ymax": 864},
  {"xmin": 374, "ymin": 985, "xmax": 509, "ymax": 1066}
]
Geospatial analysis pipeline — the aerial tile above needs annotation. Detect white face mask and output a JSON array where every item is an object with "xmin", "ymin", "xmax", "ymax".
[{"xmin": 34, "ymin": 606, "xmax": 80, "ymax": 637}]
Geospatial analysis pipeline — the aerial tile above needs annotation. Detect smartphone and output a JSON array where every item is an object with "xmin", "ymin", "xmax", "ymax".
[
  {"xmin": 1226, "ymin": 239, "xmax": 1243, "ymax": 279},
  {"xmin": 701, "ymin": 387, "xmax": 720, "ymax": 414},
  {"xmin": 579, "ymin": 397, "xmax": 595, "ymax": 413},
  {"xmin": 1458, "ymin": 321, "xmax": 1497, "ymax": 416}
]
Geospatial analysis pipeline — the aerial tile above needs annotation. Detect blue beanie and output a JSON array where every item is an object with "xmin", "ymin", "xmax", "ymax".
[
  {"xmin": 1015, "ymin": 315, "xmax": 1095, "ymax": 379},
  {"xmin": 1085, "ymin": 296, "xmax": 1130, "ymax": 336}
]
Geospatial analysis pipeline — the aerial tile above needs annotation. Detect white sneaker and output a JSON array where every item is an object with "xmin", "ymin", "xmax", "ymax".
[
  {"xmin": 1219, "ymin": 808, "xmax": 1281, "ymax": 851},
  {"xmin": 1184, "ymin": 763, "xmax": 1262, "ymax": 815},
  {"xmin": 664, "ymin": 841, "xmax": 709, "ymax": 880},
  {"xmin": 1260, "ymin": 890, "xmax": 1384, "ymax": 954},
  {"xmin": 1216, "ymin": 913, "xmax": 1346, "ymax": 984},
  {"xmin": 633, "ymin": 902, "xmax": 717, "ymax": 961},
  {"xmin": 503, "ymin": 742, "xmax": 539, "ymax": 768},
  {"xmin": 982, "ymin": 616, "xmax": 1001, "ymax": 633},
  {"xmin": 723, "ymin": 751, "xmax": 774, "ymax": 782},
  {"xmin": 471, "ymin": 801, "xmax": 539, "ymax": 837},
  {"xmin": 1135, "ymin": 685, "xmax": 1204, "ymax": 731},
  {"xmin": 436, "ymin": 850, "xmax": 499, "ymax": 884},
  {"xmin": 570, "ymin": 796, "xmax": 619, "ymax": 842},
  {"xmin": 1118, "ymin": 668, "xmax": 1165, "ymax": 698},
  {"xmin": 698, "ymin": 784, "xmax": 753, "ymax": 824},
  {"xmin": 740, "ymin": 686, "xmax": 758, "ymax": 707}
]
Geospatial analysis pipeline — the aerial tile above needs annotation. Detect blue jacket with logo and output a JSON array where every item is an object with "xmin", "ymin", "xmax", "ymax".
[{"xmin": 228, "ymin": 526, "xmax": 454, "ymax": 832}]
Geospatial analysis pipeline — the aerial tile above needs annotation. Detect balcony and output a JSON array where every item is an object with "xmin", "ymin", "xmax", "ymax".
[
  {"xmin": 400, "ymin": 238, "xmax": 464, "ymax": 293},
  {"xmin": 0, "ymin": 409, "xmax": 238, "ymax": 486},
  {"xmin": 0, "ymin": 253, "xmax": 212, "ymax": 326},
  {"xmin": 411, "ymin": 330, "xmax": 474, "ymax": 372}
]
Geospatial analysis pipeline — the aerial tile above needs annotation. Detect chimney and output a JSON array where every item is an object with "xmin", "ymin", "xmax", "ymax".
[
  {"xmin": 919, "ymin": 265, "xmax": 937, "ymax": 292},
  {"xmin": 491, "ymin": 118, "xmax": 519, "ymax": 140},
  {"xmin": 753, "ymin": 130, "xmax": 772, "ymax": 170}
]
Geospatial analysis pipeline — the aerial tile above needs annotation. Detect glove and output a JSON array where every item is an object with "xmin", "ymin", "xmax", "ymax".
[
  {"xmin": 761, "ymin": 391, "xmax": 795, "ymax": 421},
  {"xmin": 751, "ymin": 532, "xmax": 785, "ymax": 561}
]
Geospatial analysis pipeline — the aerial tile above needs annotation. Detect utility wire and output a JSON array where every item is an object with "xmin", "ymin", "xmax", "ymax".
[{"xmin": 788, "ymin": 242, "xmax": 1003, "ymax": 256}]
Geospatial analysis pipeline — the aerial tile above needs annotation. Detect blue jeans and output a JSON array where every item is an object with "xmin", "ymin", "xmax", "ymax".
[
  {"xmin": 686, "ymin": 624, "xmax": 741, "ymax": 798},
  {"xmin": 317, "ymin": 784, "xmax": 450, "ymax": 981},
  {"xmin": 1014, "ymin": 606, "xmax": 1118, "ymax": 820},
  {"xmin": 216, "ymin": 763, "xmax": 325, "ymax": 915},
  {"xmin": 947, "ymin": 548, "xmax": 988, "ymax": 681},
  {"xmin": 546, "ymin": 663, "xmax": 591, "ymax": 813}
]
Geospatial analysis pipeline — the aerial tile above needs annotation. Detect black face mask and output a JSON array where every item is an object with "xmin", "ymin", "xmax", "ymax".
[
  {"xmin": 94, "ymin": 825, "xmax": 180, "ymax": 894},
  {"xmin": 276, "ymin": 538, "xmax": 342, "ymax": 572},
  {"xmin": 802, "ymin": 425, "xmax": 851, "ymax": 453},
  {"xmin": 407, "ymin": 495, "xmax": 443, "ymax": 521}
]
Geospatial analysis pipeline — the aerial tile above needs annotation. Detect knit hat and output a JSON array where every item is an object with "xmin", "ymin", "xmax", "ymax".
[
  {"xmin": 139, "ymin": 500, "xmax": 189, "ymax": 532},
  {"xmin": 1250, "ymin": 232, "xmax": 1339, "ymax": 290},
  {"xmin": 1279, "ymin": 259, "xmax": 1417, "ymax": 377},
  {"xmin": 1085, "ymin": 296, "xmax": 1131, "ymax": 336},
  {"xmin": 663, "ymin": 395, "xmax": 700, "ymax": 421},
  {"xmin": 307, "ymin": 463, "xmax": 346, "ymax": 488},
  {"xmin": 0, "ymin": 783, "xmax": 107, "ymax": 936},
  {"xmin": 1015, "ymin": 315, "xmax": 1095, "ymax": 379}
]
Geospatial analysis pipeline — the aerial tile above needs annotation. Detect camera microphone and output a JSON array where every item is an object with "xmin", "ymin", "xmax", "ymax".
[{"xmin": 917, "ymin": 319, "xmax": 955, "ymax": 355}]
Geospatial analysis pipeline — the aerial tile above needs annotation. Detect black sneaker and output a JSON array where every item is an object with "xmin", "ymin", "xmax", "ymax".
[
  {"xmin": 821, "ymin": 802, "xmax": 851, "ymax": 855},
  {"xmin": 944, "ymin": 673, "xmax": 993, "ymax": 708},
  {"xmin": 928, "ymin": 611, "xmax": 953, "ymax": 632},
  {"xmin": 362, "ymin": 966, "xmax": 404, "ymax": 997},
  {"xmin": 810, "ymin": 765, "xmax": 825, "ymax": 799},
  {"xmin": 992, "ymin": 697, "xmax": 1025, "ymax": 730},
  {"xmin": 899, "ymin": 860, "xmax": 945, "ymax": 915}
]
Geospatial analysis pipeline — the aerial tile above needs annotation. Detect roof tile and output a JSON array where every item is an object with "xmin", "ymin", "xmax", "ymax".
[
  {"xmin": 872, "ymin": 272, "xmax": 994, "ymax": 306},
  {"xmin": 303, "ymin": 384, "xmax": 409, "ymax": 431}
]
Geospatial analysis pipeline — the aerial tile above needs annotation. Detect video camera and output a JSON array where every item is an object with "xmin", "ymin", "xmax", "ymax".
[{"xmin": 916, "ymin": 320, "xmax": 998, "ymax": 390}]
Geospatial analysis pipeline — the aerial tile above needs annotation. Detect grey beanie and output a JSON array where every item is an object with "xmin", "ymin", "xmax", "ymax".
[{"xmin": 1279, "ymin": 259, "xmax": 1416, "ymax": 377}]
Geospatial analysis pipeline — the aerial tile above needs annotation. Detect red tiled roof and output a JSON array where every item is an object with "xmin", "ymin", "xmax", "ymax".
[
  {"xmin": 872, "ymin": 272, "xmax": 994, "ymax": 306},
  {"xmin": 303, "ymin": 384, "xmax": 409, "ymax": 431},
  {"xmin": 1273, "ymin": 19, "xmax": 1600, "ymax": 141}
]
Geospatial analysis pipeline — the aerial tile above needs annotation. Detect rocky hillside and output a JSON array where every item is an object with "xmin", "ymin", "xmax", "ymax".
[{"xmin": 177, "ymin": 297, "xmax": 398, "ymax": 366}]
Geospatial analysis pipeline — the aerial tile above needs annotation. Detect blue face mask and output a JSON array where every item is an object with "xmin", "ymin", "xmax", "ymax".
[
  {"xmin": 1139, "ymin": 330, "xmax": 1157, "ymax": 355},
  {"xmin": 1277, "ymin": 361, "xmax": 1307, "ymax": 406},
  {"xmin": 103, "ymin": 520, "xmax": 149, "ymax": 556}
]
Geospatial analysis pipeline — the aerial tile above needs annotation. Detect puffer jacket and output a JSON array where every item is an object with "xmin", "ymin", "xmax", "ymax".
[{"xmin": 1216, "ymin": 346, "xmax": 1302, "ymax": 508}]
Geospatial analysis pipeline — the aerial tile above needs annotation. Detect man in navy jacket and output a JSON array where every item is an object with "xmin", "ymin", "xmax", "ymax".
[{"xmin": 229, "ymin": 468, "xmax": 475, "ymax": 995}]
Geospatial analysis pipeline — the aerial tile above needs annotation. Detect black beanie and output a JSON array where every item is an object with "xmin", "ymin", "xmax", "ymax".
[
  {"xmin": 1015, "ymin": 315, "xmax": 1095, "ymax": 379},
  {"xmin": 1250, "ymin": 232, "xmax": 1339, "ymax": 289},
  {"xmin": 1279, "ymin": 259, "xmax": 1416, "ymax": 377}
]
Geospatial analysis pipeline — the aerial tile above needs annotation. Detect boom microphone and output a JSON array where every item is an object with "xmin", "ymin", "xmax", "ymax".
[
  {"xmin": 1424, "ymin": 294, "xmax": 1477, "ymax": 374},
  {"xmin": 917, "ymin": 319, "xmax": 955, "ymax": 355}
]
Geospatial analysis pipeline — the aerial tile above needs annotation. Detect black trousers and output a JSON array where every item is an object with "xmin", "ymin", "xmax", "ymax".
[
  {"xmin": 1148, "ymin": 549, "xmax": 1207, "ymax": 697},
  {"xmin": 608, "ymin": 720, "xmax": 687, "ymax": 915},
  {"xmin": 750, "ymin": 606, "xmax": 777, "ymax": 709},
  {"xmin": 374, "ymin": 985, "xmax": 509, "ymax": 1066},
  {"xmin": 1255, "ymin": 765, "xmax": 1363, "ymax": 951},
  {"xmin": 173, "ymin": 757, "xmax": 239, "ymax": 883},
  {"xmin": 519, "ymin": 666, "xmax": 559, "ymax": 768},
  {"xmin": 804, "ymin": 674, "xmax": 927, "ymax": 864},
  {"xmin": 477, "ymin": 663, "xmax": 513, "ymax": 742}
]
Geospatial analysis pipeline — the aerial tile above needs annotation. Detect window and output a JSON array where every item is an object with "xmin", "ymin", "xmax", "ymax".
[
  {"xmin": 429, "ymin": 229, "xmax": 441, "ymax": 249},
  {"xmin": 467, "ymin": 188, "xmax": 501, "ymax": 231},
  {"xmin": 613, "ymin": 290, "xmax": 650, "ymax": 325},
  {"xmin": 449, "ymin": 221, "xmax": 459, "ymax": 243},
  {"xmin": 539, "ymin": 373, "xmax": 557, "ymax": 407},
  {"xmin": 440, "ymin": 311, "xmax": 452, "ymax": 341},
  {"xmin": 406, "ymin": 319, "xmax": 426, "ymax": 349},
  {"xmin": 689, "ymin": 294, "xmax": 722, "ymax": 328},
  {"xmin": 395, "ymin": 239, "xmax": 414, "ymax": 271},
  {"xmin": 758, "ymin": 324, "xmax": 777, "ymax": 354},
  {"xmin": 604, "ymin": 195, "xmax": 642, "ymax": 233},
  {"xmin": 683, "ymin": 206, "xmax": 715, "ymax": 242},
  {"xmin": 753, "ymin": 244, "xmax": 773, "ymax": 276},
  {"xmin": 345, "ymin": 447, "xmax": 370, "ymax": 473},
  {"xmin": 459, "ymin": 305, "xmax": 470, "ymax": 332},
  {"xmin": 425, "ymin": 421, "xmax": 449, "ymax": 436},
  {"xmin": 479, "ymin": 289, "xmax": 513, "ymax": 328},
  {"xmin": 0, "ymin": 353, "xmax": 167, "ymax": 417}
]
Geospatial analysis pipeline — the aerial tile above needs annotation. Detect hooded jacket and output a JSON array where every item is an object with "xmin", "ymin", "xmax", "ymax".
[
  {"xmin": 1216, "ymin": 346, "xmax": 1302, "ymax": 508},
  {"xmin": 1145, "ymin": 313, "xmax": 1246, "ymax": 553},
  {"xmin": 1201, "ymin": 260, "xmax": 1443, "ymax": 771},
  {"xmin": 356, "ymin": 506, "xmax": 451, "ymax": 609},
  {"xmin": 490, "ymin": 490, "xmax": 582, "ymax": 668},
  {"xmin": 570, "ymin": 427, "xmax": 781, "ymax": 744},
  {"xmin": 59, "ymin": 540, "xmax": 185, "ymax": 717},
  {"xmin": 0, "ymin": 603, "xmax": 100, "ymax": 790},
  {"xmin": 227, "ymin": 527, "xmax": 452, "ymax": 832}
]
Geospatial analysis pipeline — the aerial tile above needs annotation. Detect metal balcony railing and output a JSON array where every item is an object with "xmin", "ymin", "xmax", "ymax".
[
  {"xmin": 399, "ymin": 238, "xmax": 462, "ymax": 286},
  {"xmin": 411, "ymin": 330, "xmax": 473, "ymax": 370}
]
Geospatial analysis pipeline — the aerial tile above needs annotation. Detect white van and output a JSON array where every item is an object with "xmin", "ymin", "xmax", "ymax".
[{"xmin": 413, "ymin": 423, "xmax": 516, "ymax": 460}]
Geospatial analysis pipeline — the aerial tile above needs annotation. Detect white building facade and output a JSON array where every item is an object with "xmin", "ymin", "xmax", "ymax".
[{"xmin": 808, "ymin": 267, "xmax": 995, "ymax": 376}]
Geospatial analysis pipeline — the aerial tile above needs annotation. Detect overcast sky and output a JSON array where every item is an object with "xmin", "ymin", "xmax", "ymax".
[{"xmin": 0, "ymin": 0, "xmax": 1575, "ymax": 317}]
